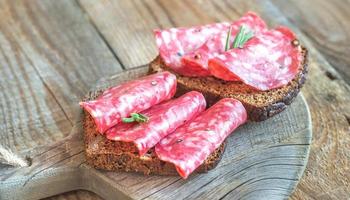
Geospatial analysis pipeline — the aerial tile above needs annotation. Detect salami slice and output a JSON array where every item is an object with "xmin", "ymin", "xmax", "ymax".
[
  {"xmin": 80, "ymin": 72, "xmax": 177, "ymax": 133},
  {"xmin": 155, "ymin": 98, "xmax": 247, "ymax": 179},
  {"xmin": 208, "ymin": 26, "xmax": 302, "ymax": 91},
  {"xmin": 154, "ymin": 22, "xmax": 231, "ymax": 76},
  {"xmin": 106, "ymin": 91, "xmax": 206, "ymax": 155},
  {"xmin": 181, "ymin": 12, "xmax": 267, "ymax": 78}
]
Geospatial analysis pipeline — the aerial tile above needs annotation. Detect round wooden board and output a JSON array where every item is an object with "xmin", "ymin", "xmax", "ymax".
[{"xmin": 0, "ymin": 66, "xmax": 312, "ymax": 200}]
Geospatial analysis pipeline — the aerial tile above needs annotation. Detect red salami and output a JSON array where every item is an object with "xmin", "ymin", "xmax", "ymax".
[
  {"xmin": 181, "ymin": 12, "xmax": 267, "ymax": 78},
  {"xmin": 209, "ymin": 26, "xmax": 302, "ymax": 90},
  {"xmin": 80, "ymin": 72, "xmax": 177, "ymax": 133},
  {"xmin": 154, "ymin": 22, "xmax": 231, "ymax": 76},
  {"xmin": 106, "ymin": 91, "xmax": 206, "ymax": 155},
  {"xmin": 155, "ymin": 98, "xmax": 247, "ymax": 179}
]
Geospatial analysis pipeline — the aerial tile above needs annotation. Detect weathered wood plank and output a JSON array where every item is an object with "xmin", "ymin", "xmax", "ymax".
[
  {"xmin": 77, "ymin": 0, "xmax": 160, "ymax": 68},
  {"xmin": 0, "ymin": 124, "xmax": 85, "ymax": 200},
  {"xmin": 0, "ymin": 0, "xmax": 122, "ymax": 151}
]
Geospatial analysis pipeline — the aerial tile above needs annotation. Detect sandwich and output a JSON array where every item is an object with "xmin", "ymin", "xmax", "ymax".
[
  {"xmin": 80, "ymin": 12, "xmax": 308, "ymax": 178},
  {"xmin": 149, "ymin": 12, "xmax": 308, "ymax": 121}
]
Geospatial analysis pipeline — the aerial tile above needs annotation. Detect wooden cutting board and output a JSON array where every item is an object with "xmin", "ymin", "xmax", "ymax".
[{"xmin": 0, "ymin": 66, "xmax": 312, "ymax": 200}]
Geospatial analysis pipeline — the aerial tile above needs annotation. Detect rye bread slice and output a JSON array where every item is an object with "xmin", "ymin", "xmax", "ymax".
[
  {"xmin": 83, "ymin": 90, "xmax": 226, "ymax": 176},
  {"xmin": 149, "ymin": 46, "xmax": 308, "ymax": 121}
]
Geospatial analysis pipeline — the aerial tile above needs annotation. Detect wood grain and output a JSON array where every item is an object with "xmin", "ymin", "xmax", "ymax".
[
  {"xmin": 0, "ymin": 0, "xmax": 122, "ymax": 151},
  {"xmin": 0, "ymin": 67, "xmax": 311, "ymax": 200},
  {"xmin": 0, "ymin": 122, "xmax": 85, "ymax": 200},
  {"xmin": 271, "ymin": 0, "xmax": 350, "ymax": 83},
  {"xmin": 77, "ymin": 0, "xmax": 160, "ymax": 68},
  {"xmin": 43, "ymin": 191, "xmax": 102, "ymax": 200}
]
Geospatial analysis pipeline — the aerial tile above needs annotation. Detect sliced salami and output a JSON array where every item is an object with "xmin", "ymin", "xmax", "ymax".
[
  {"xmin": 80, "ymin": 72, "xmax": 177, "ymax": 133},
  {"xmin": 154, "ymin": 22, "xmax": 231, "ymax": 76},
  {"xmin": 181, "ymin": 12, "xmax": 267, "ymax": 78},
  {"xmin": 106, "ymin": 91, "xmax": 206, "ymax": 155},
  {"xmin": 155, "ymin": 98, "xmax": 247, "ymax": 179},
  {"xmin": 208, "ymin": 26, "xmax": 302, "ymax": 91}
]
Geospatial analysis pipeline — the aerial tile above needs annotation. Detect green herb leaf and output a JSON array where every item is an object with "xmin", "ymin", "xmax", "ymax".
[
  {"xmin": 122, "ymin": 117, "xmax": 135, "ymax": 123},
  {"xmin": 231, "ymin": 26, "xmax": 254, "ymax": 49},
  {"xmin": 231, "ymin": 26, "xmax": 242, "ymax": 49},
  {"xmin": 122, "ymin": 113, "xmax": 149, "ymax": 123},
  {"xmin": 131, "ymin": 113, "xmax": 149, "ymax": 123},
  {"xmin": 224, "ymin": 26, "xmax": 232, "ymax": 51}
]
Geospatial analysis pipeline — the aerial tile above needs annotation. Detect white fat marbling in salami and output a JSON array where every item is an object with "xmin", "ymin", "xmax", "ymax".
[
  {"xmin": 181, "ymin": 12, "xmax": 267, "ymax": 79},
  {"xmin": 155, "ymin": 98, "xmax": 247, "ymax": 179},
  {"xmin": 80, "ymin": 72, "xmax": 177, "ymax": 133},
  {"xmin": 209, "ymin": 26, "xmax": 302, "ymax": 90},
  {"xmin": 106, "ymin": 91, "xmax": 206, "ymax": 156}
]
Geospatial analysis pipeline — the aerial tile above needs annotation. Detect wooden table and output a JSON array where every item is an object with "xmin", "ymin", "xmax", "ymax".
[{"xmin": 0, "ymin": 0, "xmax": 348, "ymax": 199}]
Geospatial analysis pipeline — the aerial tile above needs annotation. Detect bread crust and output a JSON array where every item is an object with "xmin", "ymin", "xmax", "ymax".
[{"xmin": 149, "ymin": 46, "xmax": 308, "ymax": 121}]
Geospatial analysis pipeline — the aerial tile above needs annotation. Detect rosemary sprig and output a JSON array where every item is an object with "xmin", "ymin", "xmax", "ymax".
[
  {"xmin": 224, "ymin": 25, "xmax": 254, "ymax": 51},
  {"xmin": 232, "ymin": 26, "xmax": 254, "ymax": 49},
  {"xmin": 122, "ymin": 113, "xmax": 149, "ymax": 123},
  {"xmin": 224, "ymin": 26, "xmax": 232, "ymax": 51}
]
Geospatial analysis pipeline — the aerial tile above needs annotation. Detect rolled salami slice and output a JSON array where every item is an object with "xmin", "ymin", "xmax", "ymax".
[
  {"xmin": 80, "ymin": 72, "xmax": 177, "ymax": 133},
  {"xmin": 209, "ymin": 26, "xmax": 302, "ymax": 91},
  {"xmin": 106, "ymin": 91, "xmax": 206, "ymax": 155},
  {"xmin": 155, "ymin": 98, "xmax": 247, "ymax": 179},
  {"xmin": 181, "ymin": 12, "xmax": 267, "ymax": 78}
]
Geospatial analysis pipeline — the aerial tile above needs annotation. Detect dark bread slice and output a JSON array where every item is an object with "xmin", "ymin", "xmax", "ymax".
[
  {"xmin": 83, "ymin": 90, "xmax": 226, "ymax": 176},
  {"xmin": 149, "ymin": 46, "xmax": 308, "ymax": 121}
]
